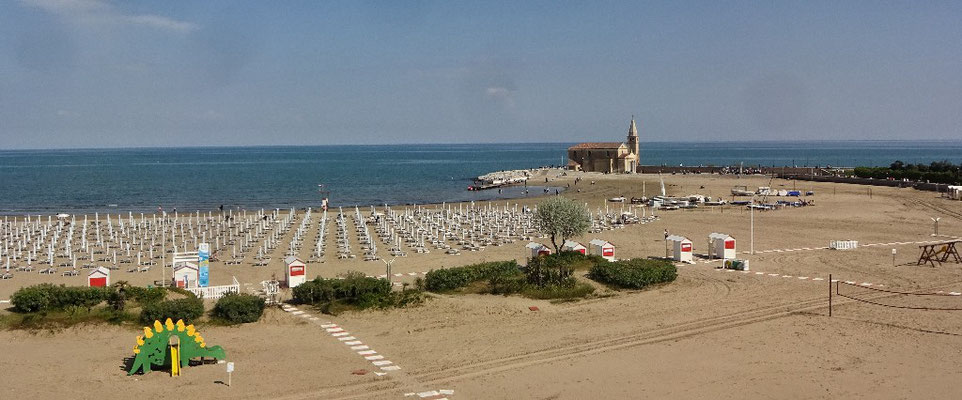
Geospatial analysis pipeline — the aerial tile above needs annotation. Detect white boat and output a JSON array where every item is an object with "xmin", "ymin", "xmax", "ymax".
[
  {"xmin": 608, "ymin": 196, "xmax": 626, "ymax": 202},
  {"xmin": 731, "ymin": 186, "xmax": 753, "ymax": 196}
]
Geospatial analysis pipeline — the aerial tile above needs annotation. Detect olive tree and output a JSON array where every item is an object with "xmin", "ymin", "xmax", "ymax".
[{"xmin": 533, "ymin": 196, "xmax": 591, "ymax": 252}]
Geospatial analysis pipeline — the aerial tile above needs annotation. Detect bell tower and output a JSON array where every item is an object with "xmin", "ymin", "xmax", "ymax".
[{"xmin": 627, "ymin": 116, "xmax": 639, "ymax": 155}]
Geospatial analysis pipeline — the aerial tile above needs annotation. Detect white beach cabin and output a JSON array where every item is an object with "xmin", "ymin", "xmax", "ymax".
[
  {"xmin": 173, "ymin": 263, "xmax": 200, "ymax": 289},
  {"xmin": 668, "ymin": 235, "xmax": 694, "ymax": 263},
  {"xmin": 87, "ymin": 266, "xmax": 110, "ymax": 287},
  {"xmin": 708, "ymin": 233, "xmax": 736, "ymax": 260},
  {"xmin": 561, "ymin": 240, "xmax": 587, "ymax": 255},
  {"xmin": 589, "ymin": 239, "xmax": 616, "ymax": 261},
  {"xmin": 285, "ymin": 256, "xmax": 307, "ymax": 288},
  {"xmin": 525, "ymin": 242, "xmax": 552, "ymax": 261}
]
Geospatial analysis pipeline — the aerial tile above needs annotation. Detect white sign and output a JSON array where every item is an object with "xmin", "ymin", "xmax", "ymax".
[
  {"xmin": 226, "ymin": 362, "xmax": 235, "ymax": 373},
  {"xmin": 892, "ymin": 248, "xmax": 897, "ymax": 255}
]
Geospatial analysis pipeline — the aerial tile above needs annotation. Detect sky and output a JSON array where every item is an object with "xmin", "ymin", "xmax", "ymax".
[{"xmin": 0, "ymin": 0, "xmax": 960, "ymax": 149}]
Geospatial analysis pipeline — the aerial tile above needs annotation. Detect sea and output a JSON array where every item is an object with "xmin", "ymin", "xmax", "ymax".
[{"xmin": 1, "ymin": 141, "xmax": 960, "ymax": 215}]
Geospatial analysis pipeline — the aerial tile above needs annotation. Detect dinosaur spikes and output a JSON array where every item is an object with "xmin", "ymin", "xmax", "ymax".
[
  {"xmin": 165, "ymin": 318, "xmax": 174, "ymax": 331},
  {"xmin": 143, "ymin": 327, "xmax": 154, "ymax": 339},
  {"xmin": 194, "ymin": 335, "xmax": 204, "ymax": 343},
  {"xmin": 199, "ymin": 342, "xmax": 205, "ymax": 348},
  {"xmin": 186, "ymin": 324, "xmax": 196, "ymax": 336},
  {"xmin": 136, "ymin": 336, "xmax": 144, "ymax": 346},
  {"xmin": 153, "ymin": 320, "xmax": 164, "ymax": 333},
  {"xmin": 133, "ymin": 346, "xmax": 140, "ymax": 354},
  {"xmin": 176, "ymin": 320, "xmax": 186, "ymax": 332}
]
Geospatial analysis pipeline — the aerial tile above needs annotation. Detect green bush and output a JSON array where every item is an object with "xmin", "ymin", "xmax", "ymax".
[
  {"xmin": 11, "ymin": 285, "xmax": 53, "ymax": 313},
  {"xmin": 126, "ymin": 286, "xmax": 167, "ymax": 305},
  {"xmin": 425, "ymin": 261, "xmax": 522, "ymax": 292},
  {"xmin": 588, "ymin": 258, "xmax": 677, "ymax": 289},
  {"xmin": 292, "ymin": 272, "xmax": 391, "ymax": 305},
  {"xmin": 11, "ymin": 284, "xmax": 108, "ymax": 313},
  {"xmin": 140, "ymin": 296, "xmax": 204, "ymax": 324},
  {"xmin": 212, "ymin": 293, "xmax": 265, "ymax": 324}
]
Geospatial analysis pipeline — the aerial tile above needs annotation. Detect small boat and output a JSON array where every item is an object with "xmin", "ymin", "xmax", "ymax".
[
  {"xmin": 731, "ymin": 186, "xmax": 753, "ymax": 196},
  {"xmin": 608, "ymin": 196, "xmax": 626, "ymax": 202}
]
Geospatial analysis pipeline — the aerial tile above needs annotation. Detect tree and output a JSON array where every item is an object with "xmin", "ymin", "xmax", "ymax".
[{"xmin": 533, "ymin": 196, "xmax": 590, "ymax": 252}]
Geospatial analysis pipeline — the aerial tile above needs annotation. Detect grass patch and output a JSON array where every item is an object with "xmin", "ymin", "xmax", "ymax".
[{"xmin": 0, "ymin": 308, "xmax": 139, "ymax": 332}]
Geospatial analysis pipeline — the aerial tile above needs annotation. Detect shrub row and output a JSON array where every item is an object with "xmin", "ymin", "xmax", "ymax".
[
  {"xmin": 11, "ymin": 284, "xmax": 109, "ymax": 313},
  {"xmin": 140, "ymin": 296, "xmax": 205, "ymax": 324},
  {"xmin": 588, "ymin": 258, "xmax": 677, "ymax": 289},
  {"xmin": 9, "ymin": 283, "xmax": 269, "ymax": 326},
  {"xmin": 292, "ymin": 272, "xmax": 391, "ymax": 305},
  {"xmin": 424, "ymin": 261, "xmax": 522, "ymax": 292},
  {"xmin": 212, "ymin": 293, "xmax": 266, "ymax": 324}
]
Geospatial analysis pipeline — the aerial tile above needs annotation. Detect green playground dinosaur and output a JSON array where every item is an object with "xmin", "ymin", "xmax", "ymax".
[{"xmin": 128, "ymin": 318, "xmax": 226, "ymax": 375}]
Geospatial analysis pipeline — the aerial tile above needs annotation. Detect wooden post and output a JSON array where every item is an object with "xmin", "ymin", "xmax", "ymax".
[{"xmin": 828, "ymin": 273, "xmax": 833, "ymax": 317}]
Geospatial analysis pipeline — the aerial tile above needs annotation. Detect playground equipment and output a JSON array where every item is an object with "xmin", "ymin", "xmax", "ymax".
[
  {"xmin": 128, "ymin": 318, "xmax": 226, "ymax": 375},
  {"xmin": 724, "ymin": 259, "xmax": 750, "ymax": 271}
]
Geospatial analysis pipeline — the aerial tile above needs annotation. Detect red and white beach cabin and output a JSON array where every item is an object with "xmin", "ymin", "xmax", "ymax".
[
  {"xmin": 525, "ymin": 242, "xmax": 552, "ymax": 261},
  {"xmin": 87, "ymin": 266, "xmax": 110, "ymax": 287},
  {"xmin": 589, "ymin": 239, "xmax": 616, "ymax": 261},
  {"xmin": 173, "ymin": 263, "xmax": 199, "ymax": 289},
  {"xmin": 285, "ymin": 256, "xmax": 307, "ymax": 288},
  {"xmin": 561, "ymin": 240, "xmax": 587, "ymax": 255},
  {"xmin": 708, "ymin": 233, "xmax": 736, "ymax": 260},
  {"xmin": 667, "ymin": 235, "xmax": 693, "ymax": 263}
]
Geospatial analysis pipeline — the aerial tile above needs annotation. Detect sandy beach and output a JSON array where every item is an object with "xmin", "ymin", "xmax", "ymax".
[{"xmin": 2, "ymin": 171, "xmax": 961, "ymax": 399}]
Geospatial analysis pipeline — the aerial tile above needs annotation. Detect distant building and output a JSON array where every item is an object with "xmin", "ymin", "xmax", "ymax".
[{"xmin": 567, "ymin": 118, "xmax": 640, "ymax": 173}]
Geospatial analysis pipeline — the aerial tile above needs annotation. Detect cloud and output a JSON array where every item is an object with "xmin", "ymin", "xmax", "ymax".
[
  {"xmin": 485, "ymin": 86, "xmax": 515, "ymax": 107},
  {"xmin": 20, "ymin": 0, "xmax": 197, "ymax": 33}
]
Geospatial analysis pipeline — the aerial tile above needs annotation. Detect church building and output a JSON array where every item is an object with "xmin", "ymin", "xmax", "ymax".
[{"xmin": 567, "ymin": 118, "xmax": 640, "ymax": 173}]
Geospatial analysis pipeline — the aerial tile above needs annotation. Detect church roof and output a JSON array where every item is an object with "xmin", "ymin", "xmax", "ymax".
[
  {"xmin": 628, "ymin": 117, "xmax": 638, "ymax": 137},
  {"xmin": 568, "ymin": 142, "xmax": 625, "ymax": 150}
]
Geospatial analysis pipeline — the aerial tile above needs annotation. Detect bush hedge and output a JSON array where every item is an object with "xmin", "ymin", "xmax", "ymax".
[
  {"xmin": 140, "ymin": 296, "xmax": 205, "ymax": 324},
  {"xmin": 292, "ymin": 272, "xmax": 391, "ymax": 305},
  {"xmin": 588, "ymin": 258, "xmax": 677, "ymax": 289},
  {"xmin": 11, "ymin": 284, "xmax": 109, "ymax": 313},
  {"xmin": 290, "ymin": 272, "xmax": 421, "ymax": 314},
  {"xmin": 424, "ymin": 261, "xmax": 522, "ymax": 292},
  {"xmin": 212, "ymin": 293, "xmax": 265, "ymax": 324}
]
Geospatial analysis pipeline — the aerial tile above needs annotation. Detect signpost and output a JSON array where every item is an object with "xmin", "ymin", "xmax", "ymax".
[{"xmin": 226, "ymin": 362, "xmax": 234, "ymax": 387}]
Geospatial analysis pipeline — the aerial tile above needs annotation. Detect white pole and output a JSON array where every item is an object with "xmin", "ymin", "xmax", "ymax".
[{"xmin": 750, "ymin": 195, "xmax": 755, "ymax": 255}]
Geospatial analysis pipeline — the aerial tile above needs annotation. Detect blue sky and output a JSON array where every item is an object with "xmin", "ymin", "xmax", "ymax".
[{"xmin": 1, "ymin": 0, "xmax": 960, "ymax": 149}]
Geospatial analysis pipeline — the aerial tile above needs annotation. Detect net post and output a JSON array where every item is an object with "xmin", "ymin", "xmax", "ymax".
[{"xmin": 828, "ymin": 273, "xmax": 833, "ymax": 317}]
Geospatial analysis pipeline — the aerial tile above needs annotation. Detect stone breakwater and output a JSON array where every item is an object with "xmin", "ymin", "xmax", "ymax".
[{"xmin": 477, "ymin": 167, "xmax": 565, "ymax": 184}]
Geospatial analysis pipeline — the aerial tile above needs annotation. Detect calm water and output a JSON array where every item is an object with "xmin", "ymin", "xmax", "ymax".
[{"xmin": 0, "ymin": 141, "xmax": 959, "ymax": 214}]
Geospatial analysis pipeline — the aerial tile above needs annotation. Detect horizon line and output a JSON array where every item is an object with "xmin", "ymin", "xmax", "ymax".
[{"xmin": 4, "ymin": 138, "xmax": 962, "ymax": 152}]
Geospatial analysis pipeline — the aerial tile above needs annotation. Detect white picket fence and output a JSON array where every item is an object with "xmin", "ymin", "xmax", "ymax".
[
  {"xmin": 186, "ymin": 276, "xmax": 240, "ymax": 299},
  {"xmin": 830, "ymin": 240, "xmax": 859, "ymax": 250}
]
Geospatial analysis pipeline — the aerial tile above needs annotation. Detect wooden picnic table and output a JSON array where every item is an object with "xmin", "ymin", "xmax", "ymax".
[{"xmin": 918, "ymin": 240, "xmax": 962, "ymax": 267}]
